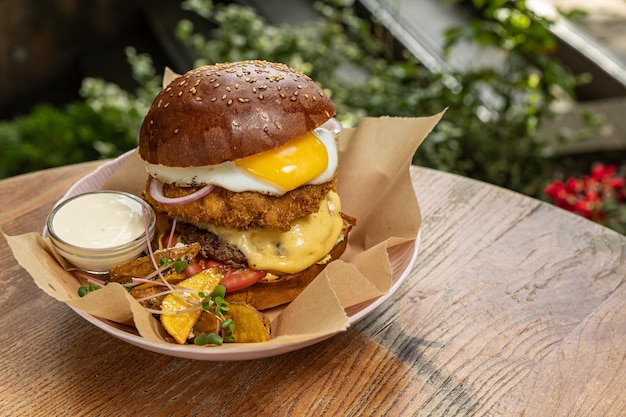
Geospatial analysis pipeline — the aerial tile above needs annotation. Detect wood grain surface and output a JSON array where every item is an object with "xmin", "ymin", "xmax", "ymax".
[{"xmin": 0, "ymin": 161, "xmax": 624, "ymax": 417}]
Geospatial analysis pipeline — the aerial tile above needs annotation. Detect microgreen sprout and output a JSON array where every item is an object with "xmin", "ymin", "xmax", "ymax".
[
  {"xmin": 158, "ymin": 257, "xmax": 188, "ymax": 273},
  {"xmin": 78, "ymin": 282, "xmax": 103, "ymax": 297},
  {"xmin": 193, "ymin": 284, "xmax": 235, "ymax": 346},
  {"xmin": 210, "ymin": 285, "xmax": 226, "ymax": 298},
  {"xmin": 73, "ymin": 272, "xmax": 108, "ymax": 297},
  {"xmin": 194, "ymin": 332, "xmax": 223, "ymax": 346}
]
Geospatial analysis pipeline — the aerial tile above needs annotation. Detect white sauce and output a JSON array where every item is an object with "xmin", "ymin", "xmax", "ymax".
[{"xmin": 52, "ymin": 193, "xmax": 146, "ymax": 248}]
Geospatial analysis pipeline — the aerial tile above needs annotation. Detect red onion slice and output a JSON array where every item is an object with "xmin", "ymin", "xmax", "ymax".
[
  {"xmin": 149, "ymin": 177, "xmax": 215, "ymax": 206},
  {"xmin": 322, "ymin": 117, "xmax": 343, "ymax": 135}
]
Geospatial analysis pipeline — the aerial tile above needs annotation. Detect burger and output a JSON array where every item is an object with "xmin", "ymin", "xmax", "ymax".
[{"xmin": 138, "ymin": 60, "xmax": 355, "ymax": 311}]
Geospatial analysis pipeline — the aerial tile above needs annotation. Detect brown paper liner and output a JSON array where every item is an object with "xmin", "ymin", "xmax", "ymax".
[{"xmin": 5, "ymin": 110, "xmax": 444, "ymax": 347}]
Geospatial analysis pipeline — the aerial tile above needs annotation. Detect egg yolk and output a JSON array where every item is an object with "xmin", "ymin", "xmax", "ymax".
[{"xmin": 234, "ymin": 131, "xmax": 328, "ymax": 192}]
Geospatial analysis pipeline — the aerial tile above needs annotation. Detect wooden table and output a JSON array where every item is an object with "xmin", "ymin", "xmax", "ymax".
[{"xmin": 1, "ymin": 161, "xmax": 624, "ymax": 416}]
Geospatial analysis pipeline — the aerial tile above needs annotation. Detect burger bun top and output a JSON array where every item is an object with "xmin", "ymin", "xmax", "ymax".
[{"xmin": 139, "ymin": 60, "xmax": 336, "ymax": 168}]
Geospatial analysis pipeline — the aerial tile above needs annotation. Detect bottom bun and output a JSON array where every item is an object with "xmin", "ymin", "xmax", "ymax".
[{"xmin": 225, "ymin": 214, "xmax": 356, "ymax": 310}]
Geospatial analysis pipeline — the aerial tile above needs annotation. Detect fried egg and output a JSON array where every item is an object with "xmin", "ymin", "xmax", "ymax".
[{"xmin": 145, "ymin": 127, "xmax": 338, "ymax": 196}]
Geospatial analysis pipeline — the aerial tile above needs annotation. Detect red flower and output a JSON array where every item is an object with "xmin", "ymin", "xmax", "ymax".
[
  {"xmin": 591, "ymin": 163, "xmax": 616, "ymax": 181},
  {"xmin": 573, "ymin": 200, "xmax": 591, "ymax": 218},
  {"xmin": 545, "ymin": 163, "xmax": 625, "ymax": 226},
  {"xmin": 545, "ymin": 181, "xmax": 563, "ymax": 199},
  {"xmin": 566, "ymin": 177, "xmax": 581, "ymax": 193},
  {"xmin": 609, "ymin": 176, "xmax": 625, "ymax": 191}
]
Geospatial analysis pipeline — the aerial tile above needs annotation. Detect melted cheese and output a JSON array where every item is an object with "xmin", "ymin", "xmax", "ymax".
[{"xmin": 201, "ymin": 191, "xmax": 343, "ymax": 274}]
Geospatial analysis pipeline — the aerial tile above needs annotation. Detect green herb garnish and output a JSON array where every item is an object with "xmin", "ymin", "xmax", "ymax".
[
  {"xmin": 158, "ymin": 257, "xmax": 188, "ymax": 273},
  {"xmin": 194, "ymin": 332, "xmax": 223, "ymax": 346},
  {"xmin": 78, "ymin": 282, "xmax": 103, "ymax": 297},
  {"xmin": 193, "ymin": 285, "xmax": 235, "ymax": 345}
]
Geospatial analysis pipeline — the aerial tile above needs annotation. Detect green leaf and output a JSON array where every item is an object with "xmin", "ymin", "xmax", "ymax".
[{"xmin": 194, "ymin": 332, "xmax": 223, "ymax": 346}]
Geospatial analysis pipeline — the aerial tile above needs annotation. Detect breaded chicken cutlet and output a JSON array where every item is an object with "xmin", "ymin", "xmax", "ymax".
[{"xmin": 144, "ymin": 179, "xmax": 335, "ymax": 231}]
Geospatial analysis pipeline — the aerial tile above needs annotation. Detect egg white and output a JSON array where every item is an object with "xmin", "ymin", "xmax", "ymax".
[{"xmin": 145, "ymin": 127, "xmax": 338, "ymax": 196}]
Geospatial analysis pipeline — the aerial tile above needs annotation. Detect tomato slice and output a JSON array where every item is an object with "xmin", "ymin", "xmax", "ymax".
[
  {"xmin": 197, "ymin": 257, "xmax": 223, "ymax": 270},
  {"xmin": 183, "ymin": 261, "xmax": 203, "ymax": 278},
  {"xmin": 160, "ymin": 232, "xmax": 179, "ymax": 249},
  {"xmin": 192, "ymin": 256, "xmax": 265, "ymax": 292},
  {"xmin": 221, "ymin": 268, "xmax": 266, "ymax": 292}
]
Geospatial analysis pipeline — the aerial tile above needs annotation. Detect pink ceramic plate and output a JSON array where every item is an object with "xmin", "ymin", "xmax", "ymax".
[{"xmin": 51, "ymin": 150, "xmax": 420, "ymax": 360}]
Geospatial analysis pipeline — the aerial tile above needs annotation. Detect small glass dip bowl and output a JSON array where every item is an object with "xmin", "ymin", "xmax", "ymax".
[{"xmin": 46, "ymin": 191, "xmax": 156, "ymax": 273}]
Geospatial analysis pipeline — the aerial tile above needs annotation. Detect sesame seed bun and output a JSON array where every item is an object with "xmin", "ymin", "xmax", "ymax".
[{"xmin": 138, "ymin": 60, "xmax": 336, "ymax": 167}]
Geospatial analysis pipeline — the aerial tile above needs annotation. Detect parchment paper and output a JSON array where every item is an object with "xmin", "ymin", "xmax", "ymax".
[{"xmin": 5, "ymin": 110, "xmax": 444, "ymax": 346}]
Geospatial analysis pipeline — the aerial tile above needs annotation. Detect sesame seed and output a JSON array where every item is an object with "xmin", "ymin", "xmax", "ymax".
[
  {"xmin": 174, "ymin": 128, "xmax": 180, "ymax": 134},
  {"xmin": 164, "ymin": 102, "xmax": 170, "ymax": 108},
  {"xmin": 304, "ymin": 93, "xmax": 310, "ymax": 99},
  {"xmin": 225, "ymin": 87, "xmax": 231, "ymax": 92},
  {"xmin": 261, "ymin": 112, "xmax": 268, "ymax": 119},
  {"xmin": 211, "ymin": 97, "xmax": 217, "ymax": 102},
  {"xmin": 195, "ymin": 79, "xmax": 201, "ymax": 86},
  {"xmin": 276, "ymin": 121, "xmax": 283, "ymax": 130},
  {"xmin": 297, "ymin": 85, "xmax": 303, "ymax": 89},
  {"xmin": 214, "ymin": 83, "xmax": 220, "ymax": 88},
  {"xmin": 238, "ymin": 98, "xmax": 249, "ymax": 103},
  {"xmin": 290, "ymin": 96, "xmax": 297, "ymax": 101},
  {"xmin": 227, "ymin": 99, "xmax": 233, "ymax": 105},
  {"xmin": 221, "ymin": 94, "xmax": 227, "ymax": 100},
  {"xmin": 157, "ymin": 99, "xmax": 162, "ymax": 108},
  {"xmin": 232, "ymin": 121, "xmax": 240, "ymax": 127},
  {"xmin": 196, "ymin": 97, "xmax": 202, "ymax": 101},
  {"xmin": 178, "ymin": 91, "xmax": 183, "ymax": 97},
  {"xmin": 190, "ymin": 87, "xmax": 197, "ymax": 94},
  {"xmin": 280, "ymin": 93, "xmax": 285, "ymax": 98},
  {"xmin": 234, "ymin": 83, "xmax": 240, "ymax": 89}
]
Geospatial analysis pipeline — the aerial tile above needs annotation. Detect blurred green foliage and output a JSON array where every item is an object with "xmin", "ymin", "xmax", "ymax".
[
  {"xmin": 0, "ymin": 0, "xmax": 596, "ymax": 198},
  {"xmin": 0, "ymin": 48, "xmax": 160, "ymax": 178}
]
